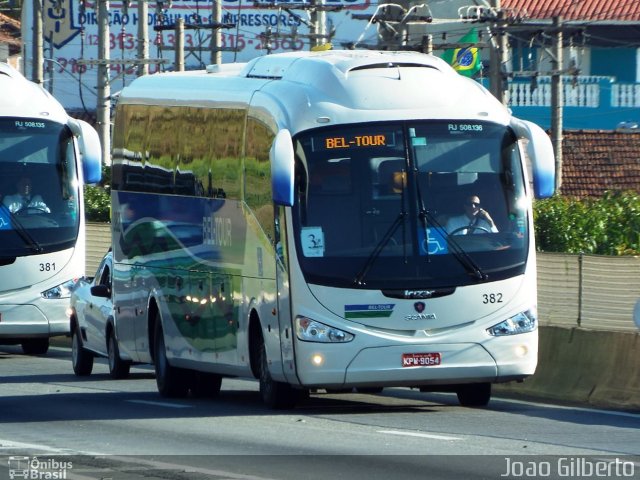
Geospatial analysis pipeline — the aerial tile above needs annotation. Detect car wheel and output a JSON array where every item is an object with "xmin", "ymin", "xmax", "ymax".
[
  {"xmin": 21, "ymin": 338, "xmax": 49, "ymax": 355},
  {"xmin": 456, "ymin": 382, "xmax": 491, "ymax": 407},
  {"xmin": 154, "ymin": 322, "xmax": 188, "ymax": 398},
  {"xmin": 107, "ymin": 330, "xmax": 130, "ymax": 379},
  {"xmin": 71, "ymin": 328, "xmax": 93, "ymax": 376},
  {"xmin": 259, "ymin": 336, "xmax": 297, "ymax": 409}
]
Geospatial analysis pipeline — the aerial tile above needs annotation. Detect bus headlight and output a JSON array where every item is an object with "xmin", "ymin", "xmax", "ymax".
[
  {"xmin": 41, "ymin": 279, "xmax": 79, "ymax": 299},
  {"xmin": 295, "ymin": 316, "xmax": 354, "ymax": 343},
  {"xmin": 487, "ymin": 308, "xmax": 537, "ymax": 336}
]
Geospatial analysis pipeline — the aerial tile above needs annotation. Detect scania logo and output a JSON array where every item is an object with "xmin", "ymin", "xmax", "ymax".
[
  {"xmin": 404, "ymin": 290, "xmax": 435, "ymax": 299},
  {"xmin": 404, "ymin": 301, "xmax": 436, "ymax": 321}
]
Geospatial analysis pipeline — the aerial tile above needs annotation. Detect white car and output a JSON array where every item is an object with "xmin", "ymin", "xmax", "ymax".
[{"xmin": 68, "ymin": 250, "xmax": 130, "ymax": 378}]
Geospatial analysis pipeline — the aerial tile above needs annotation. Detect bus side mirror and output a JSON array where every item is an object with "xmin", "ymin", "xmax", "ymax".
[
  {"xmin": 72, "ymin": 119, "xmax": 102, "ymax": 185},
  {"xmin": 511, "ymin": 118, "xmax": 555, "ymax": 199},
  {"xmin": 270, "ymin": 129, "xmax": 295, "ymax": 206}
]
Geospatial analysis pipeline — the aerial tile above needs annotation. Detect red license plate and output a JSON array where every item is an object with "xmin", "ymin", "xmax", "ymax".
[{"xmin": 402, "ymin": 352, "xmax": 441, "ymax": 367}]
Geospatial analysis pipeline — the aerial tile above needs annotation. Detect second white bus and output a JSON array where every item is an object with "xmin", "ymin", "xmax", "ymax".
[
  {"xmin": 109, "ymin": 50, "xmax": 555, "ymax": 408},
  {"xmin": 0, "ymin": 63, "xmax": 102, "ymax": 354}
]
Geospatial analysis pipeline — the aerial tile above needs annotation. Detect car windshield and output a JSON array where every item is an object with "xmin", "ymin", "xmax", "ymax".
[{"xmin": 291, "ymin": 120, "xmax": 529, "ymax": 289}]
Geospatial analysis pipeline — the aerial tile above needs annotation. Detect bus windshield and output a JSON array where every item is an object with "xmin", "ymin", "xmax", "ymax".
[
  {"xmin": 292, "ymin": 121, "xmax": 529, "ymax": 289},
  {"xmin": 0, "ymin": 118, "xmax": 80, "ymax": 258}
]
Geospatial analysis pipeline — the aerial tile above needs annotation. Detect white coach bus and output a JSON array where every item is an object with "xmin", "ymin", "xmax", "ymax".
[
  {"xmin": 110, "ymin": 50, "xmax": 555, "ymax": 408},
  {"xmin": 0, "ymin": 63, "xmax": 102, "ymax": 354}
]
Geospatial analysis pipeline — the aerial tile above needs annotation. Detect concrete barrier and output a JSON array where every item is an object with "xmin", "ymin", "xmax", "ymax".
[{"xmin": 494, "ymin": 326, "xmax": 640, "ymax": 411}]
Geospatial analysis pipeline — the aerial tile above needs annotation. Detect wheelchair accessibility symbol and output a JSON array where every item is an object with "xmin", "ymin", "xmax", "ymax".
[
  {"xmin": 420, "ymin": 228, "xmax": 448, "ymax": 255},
  {"xmin": 0, "ymin": 211, "xmax": 10, "ymax": 230}
]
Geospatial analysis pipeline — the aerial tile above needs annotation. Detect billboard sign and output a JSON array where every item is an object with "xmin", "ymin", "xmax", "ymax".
[{"xmin": 21, "ymin": 0, "xmax": 378, "ymax": 110}]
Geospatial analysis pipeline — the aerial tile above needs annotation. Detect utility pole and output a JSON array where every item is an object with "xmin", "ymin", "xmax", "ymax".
[
  {"xmin": 211, "ymin": 0, "xmax": 222, "ymax": 65},
  {"xmin": 421, "ymin": 34, "xmax": 433, "ymax": 54},
  {"xmin": 137, "ymin": 1, "xmax": 149, "ymax": 76},
  {"xmin": 32, "ymin": 0, "xmax": 43, "ymax": 84},
  {"xmin": 254, "ymin": 2, "xmax": 341, "ymax": 51},
  {"xmin": 175, "ymin": 19, "xmax": 185, "ymax": 71},
  {"xmin": 96, "ymin": 0, "xmax": 111, "ymax": 166},
  {"xmin": 489, "ymin": 0, "xmax": 509, "ymax": 104},
  {"xmin": 551, "ymin": 16, "xmax": 563, "ymax": 191},
  {"xmin": 309, "ymin": 0, "xmax": 327, "ymax": 49},
  {"xmin": 350, "ymin": 5, "xmax": 432, "ymax": 50}
]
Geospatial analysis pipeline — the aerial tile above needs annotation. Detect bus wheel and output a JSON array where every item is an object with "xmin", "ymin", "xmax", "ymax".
[
  {"xmin": 107, "ymin": 330, "xmax": 130, "ymax": 379},
  {"xmin": 456, "ymin": 383, "xmax": 491, "ymax": 407},
  {"xmin": 71, "ymin": 328, "xmax": 93, "ymax": 376},
  {"xmin": 191, "ymin": 372, "xmax": 222, "ymax": 398},
  {"xmin": 154, "ymin": 323, "xmax": 188, "ymax": 398},
  {"xmin": 21, "ymin": 338, "xmax": 49, "ymax": 355},
  {"xmin": 259, "ymin": 339, "xmax": 296, "ymax": 409}
]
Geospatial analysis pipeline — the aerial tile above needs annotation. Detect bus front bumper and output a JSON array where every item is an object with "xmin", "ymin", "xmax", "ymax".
[
  {"xmin": 294, "ymin": 338, "xmax": 537, "ymax": 389},
  {"xmin": 0, "ymin": 301, "xmax": 70, "ymax": 340}
]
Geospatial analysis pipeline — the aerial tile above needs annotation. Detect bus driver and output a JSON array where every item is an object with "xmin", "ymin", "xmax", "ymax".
[
  {"xmin": 446, "ymin": 194, "xmax": 498, "ymax": 235},
  {"xmin": 3, "ymin": 176, "xmax": 50, "ymax": 214}
]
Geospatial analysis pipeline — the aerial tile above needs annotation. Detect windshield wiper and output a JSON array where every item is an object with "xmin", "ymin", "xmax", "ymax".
[
  {"xmin": 419, "ymin": 209, "xmax": 488, "ymax": 281},
  {"xmin": 353, "ymin": 211, "xmax": 407, "ymax": 286},
  {"xmin": 413, "ymin": 169, "xmax": 487, "ymax": 281},
  {"xmin": 2, "ymin": 207, "xmax": 43, "ymax": 254},
  {"xmin": 354, "ymin": 169, "xmax": 409, "ymax": 286}
]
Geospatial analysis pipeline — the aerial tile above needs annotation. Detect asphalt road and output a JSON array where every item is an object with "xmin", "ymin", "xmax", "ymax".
[{"xmin": 0, "ymin": 345, "xmax": 639, "ymax": 480}]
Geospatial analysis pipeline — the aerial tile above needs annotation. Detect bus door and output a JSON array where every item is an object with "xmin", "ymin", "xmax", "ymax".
[{"xmin": 275, "ymin": 206, "xmax": 296, "ymax": 383}]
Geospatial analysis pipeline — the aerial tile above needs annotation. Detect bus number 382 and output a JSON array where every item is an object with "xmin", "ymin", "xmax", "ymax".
[{"xmin": 482, "ymin": 293, "xmax": 503, "ymax": 304}]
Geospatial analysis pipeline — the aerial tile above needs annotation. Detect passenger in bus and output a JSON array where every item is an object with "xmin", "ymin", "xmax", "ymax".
[
  {"xmin": 445, "ymin": 194, "xmax": 497, "ymax": 235},
  {"xmin": 3, "ymin": 176, "xmax": 51, "ymax": 214}
]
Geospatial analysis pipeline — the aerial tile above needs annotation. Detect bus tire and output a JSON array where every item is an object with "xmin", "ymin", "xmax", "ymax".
[
  {"xmin": 107, "ymin": 329, "xmax": 130, "ymax": 379},
  {"xmin": 456, "ymin": 382, "xmax": 491, "ymax": 407},
  {"xmin": 259, "ymin": 338, "xmax": 296, "ymax": 409},
  {"xmin": 154, "ymin": 323, "xmax": 188, "ymax": 398},
  {"xmin": 71, "ymin": 328, "xmax": 93, "ymax": 376},
  {"xmin": 191, "ymin": 371, "xmax": 222, "ymax": 398},
  {"xmin": 21, "ymin": 338, "xmax": 49, "ymax": 355}
]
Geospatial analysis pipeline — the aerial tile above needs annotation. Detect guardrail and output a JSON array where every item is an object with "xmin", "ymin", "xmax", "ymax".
[
  {"xmin": 86, "ymin": 222, "xmax": 112, "ymax": 276},
  {"xmin": 538, "ymin": 253, "xmax": 640, "ymax": 332}
]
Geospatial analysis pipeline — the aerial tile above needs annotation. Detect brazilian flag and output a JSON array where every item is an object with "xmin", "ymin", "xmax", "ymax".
[{"xmin": 441, "ymin": 28, "xmax": 482, "ymax": 78}]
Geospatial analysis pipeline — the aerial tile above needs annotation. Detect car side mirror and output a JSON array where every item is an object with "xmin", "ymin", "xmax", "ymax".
[{"xmin": 90, "ymin": 284, "xmax": 111, "ymax": 299}]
